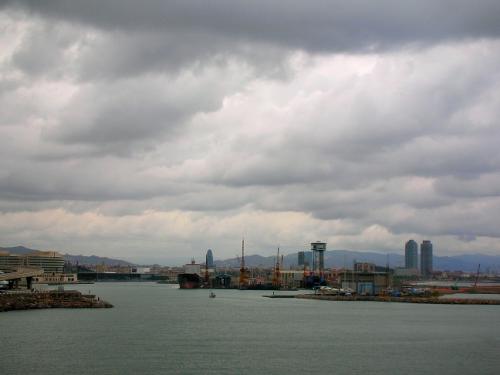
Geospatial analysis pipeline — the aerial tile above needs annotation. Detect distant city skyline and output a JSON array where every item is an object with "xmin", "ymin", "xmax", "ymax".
[
  {"xmin": 4, "ymin": 243, "xmax": 499, "ymax": 274},
  {"xmin": 1, "ymin": 2, "xmax": 500, "ymax": 262}
]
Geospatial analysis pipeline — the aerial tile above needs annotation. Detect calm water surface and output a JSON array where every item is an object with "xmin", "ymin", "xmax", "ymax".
[{"xmin": 1, "ymin": 282, "xmax": 499, "ymax": 374}]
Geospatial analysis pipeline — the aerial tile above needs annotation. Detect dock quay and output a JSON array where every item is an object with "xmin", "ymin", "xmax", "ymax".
[
  {"xmin": 0, "ymin": 290, "xmax": 113, "ymax": 312},
  {"xmin": 294, "ymin": 294, "xmax": 500, "ymax": 305},
  {"xmin": 263, "ymin": 294, "xmax": 297, "ymax": 298}
]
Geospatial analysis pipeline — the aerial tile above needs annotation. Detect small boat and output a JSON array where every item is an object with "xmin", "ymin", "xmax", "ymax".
[{"xmin": 209, "ymin": 291, "xmax": 216, "ymax": 298}]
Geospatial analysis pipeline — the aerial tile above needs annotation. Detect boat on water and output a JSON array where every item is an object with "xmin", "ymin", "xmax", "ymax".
[
  {"xmin": 209, "ymin": 291, "xmax": 216, "ymax": 298},
  {"xmin": 177, "ymin": 273, "xmax": 202, "ymax": 289},
  {"xmin": 177, "ymin": 259, "xmax": 202, "ymax": 289}
]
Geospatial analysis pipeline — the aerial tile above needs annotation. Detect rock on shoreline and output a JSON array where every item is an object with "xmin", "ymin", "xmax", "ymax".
[{"xmin": 0, "ymin": 290, "xmax": 113, "ymax": 312}]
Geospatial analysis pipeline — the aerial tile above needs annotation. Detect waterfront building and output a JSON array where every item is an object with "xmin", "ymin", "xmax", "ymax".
[
  {"xmin": 278, "ymin": 270, "xmax": 304, "ymax": 289},
  {"xmin": 0, "ymin": 251, "xmax": 23, "ymax": 271},
  {"xmin": 354, "ymin": 262, "xmax": 376, "ymax": 273},
  {"xmin": 339, "ymin": 270, "xmax": 391, "ymax": 295},
  {"xmin": 25, "ymin": 252, "xmax": 65, "ymax": 274},
  {"xmin": 206, "ymin": 249, "xmax": 214, "ymax": 268},
  {"xmin": 420, "ymin": 240, "xmax": 433, "ymax": 277},
  {"xmin": 405, "ymin": 239, "xmax": 419, "ymax": 270},
  {"xmin": 0, "ymin": 251, "xmax": 64, "ymax": 274}
]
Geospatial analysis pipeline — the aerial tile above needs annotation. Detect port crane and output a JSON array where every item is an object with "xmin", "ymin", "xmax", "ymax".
[
  {"xmin": 473, "ymin": 264, "xmax": 481, "ymax": 289},
  {"xmin": 239, "ymin": 238, "xmax": 248, "ymax": 288},
  {"xmin": 272, "ymin": 247, "xmax": 281, "ymax": 289}
]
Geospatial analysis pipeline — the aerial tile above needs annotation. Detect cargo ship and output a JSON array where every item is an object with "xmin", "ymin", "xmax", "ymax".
[
  {"xmin": 178, "ymin": 259, "xmax": 202, "ymax": 289},
  {"xmin": 177, "ymin": 273, "xmax": 202, "ymax": 289}
]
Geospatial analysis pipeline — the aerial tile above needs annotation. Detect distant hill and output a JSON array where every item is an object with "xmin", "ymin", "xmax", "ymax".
[
  {"xmin": 0, "ymin": 245, "xmax": 134, "ymax": 266},
  {"xmin": 0, "ymin": 245, "xmax": 40, "ymax": 255},
  {"xmin": 215, "ymin": 250, "xmax": 500, "ymax": 273},
  {"xmin": 63, "ymin": 254, "xmax": 134, "ymax": 267}
]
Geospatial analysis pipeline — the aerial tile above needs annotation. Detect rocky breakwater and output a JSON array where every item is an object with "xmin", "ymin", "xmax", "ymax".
[{"xmin": 0, "ymin": 290, "xmax": 113, "ymax": 312}]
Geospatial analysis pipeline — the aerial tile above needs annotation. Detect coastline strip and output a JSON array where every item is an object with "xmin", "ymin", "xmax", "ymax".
[{"xmin": 293, "ymin": 294, "xmax": 500, "ymax": 305}]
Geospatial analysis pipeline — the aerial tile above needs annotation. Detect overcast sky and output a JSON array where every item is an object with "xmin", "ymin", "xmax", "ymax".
[{"xmin": 1, "ymin": 1, "xmax": 500, "ymax": 264}]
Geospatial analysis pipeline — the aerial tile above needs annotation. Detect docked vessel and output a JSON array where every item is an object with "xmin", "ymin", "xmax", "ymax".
[
  {"xmin": 177, "ymin": 259, "xmax": 202, "ymax": 289},
  {"xmin": 177, "ymin": 273, "xmax": 202, "ymax": 289}
]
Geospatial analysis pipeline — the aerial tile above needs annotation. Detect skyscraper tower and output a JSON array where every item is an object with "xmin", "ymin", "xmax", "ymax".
[
  {"xmin": 405, "ymin": 240, "xmax": 418, "ymax": 269},
  {"xmin": 420, "ymin": 240, "xmax": 433, "ymax": 277},
  {"xmin": 310, "ymin": 241, "xmax": 326, "ymax": 277},
  {"xmin": 206, "ymin": 249, "xmax": 214, "ymax": 268}
]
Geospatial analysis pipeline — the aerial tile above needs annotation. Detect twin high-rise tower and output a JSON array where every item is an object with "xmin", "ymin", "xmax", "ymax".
[
  {"xmin": 405, "ymin": 239, "xmax": 433, "ymax": 277},
  {"xmin": 420, "ymin": 240, "xmax": 433, "ymax": 277},
  {"xmin": 405, "ymin": 240, "xmax": 418, "ymax": 269}
]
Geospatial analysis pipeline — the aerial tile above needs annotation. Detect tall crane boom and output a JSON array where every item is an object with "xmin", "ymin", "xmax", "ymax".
[
  {"xmin": 474, "ymin": 264, "xmax": 481, "ymax": 288},
  {"xmin": 239, "ymin": 238, "xmax": 248, "ymax": 288},
  {"xmin": 272, "ymin": 247, "xmax": 281, "ymax": 289}
]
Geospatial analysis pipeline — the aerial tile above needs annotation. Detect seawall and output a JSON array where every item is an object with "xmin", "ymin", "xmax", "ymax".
[
  {"xmin": 0, "ymin": 290, "xmax": 113, "ymax": 312},
  {"xmin": 295, "ymin": 294, "xmax": 500, "ymax": 305}
]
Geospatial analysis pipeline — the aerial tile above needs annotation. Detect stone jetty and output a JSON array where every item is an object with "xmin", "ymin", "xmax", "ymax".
[
  {"xmin": 0, "ymin": 290, "xmax": 113, "ymax": 312},
  {"xmin": 295, "ymin": 294, "xmax": 500, "ymax": 305}
]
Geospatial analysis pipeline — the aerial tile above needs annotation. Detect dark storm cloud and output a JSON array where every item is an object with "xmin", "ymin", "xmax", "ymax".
[{"xmin": 4, "ymin": 0, "xmax": 500, "ymax": 54}]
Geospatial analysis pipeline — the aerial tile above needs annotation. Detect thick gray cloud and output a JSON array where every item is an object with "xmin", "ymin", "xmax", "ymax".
[
  {"xmin": 0, "ymin": 2, "xmax": 500, "ymax": 262},
  {"xmin": 4, "ymin": 0, "xmax": 500, "ymax": 80},
  {"xmin": 5, "ymin": 1, "xmax": 500, "ymax": 50}
]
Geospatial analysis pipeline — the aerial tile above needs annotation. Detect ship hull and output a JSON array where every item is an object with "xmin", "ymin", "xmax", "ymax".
[{"xmin": 177, "ymin": 273, "xmax": 202, "ymax": 289}]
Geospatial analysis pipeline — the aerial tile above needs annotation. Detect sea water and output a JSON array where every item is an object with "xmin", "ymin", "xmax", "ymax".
[{"xmin": 1, "ymin": 282, "xmax": 499, "ymax": 374}]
